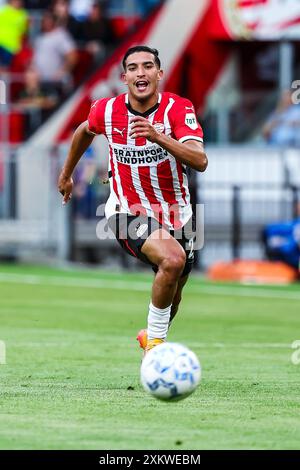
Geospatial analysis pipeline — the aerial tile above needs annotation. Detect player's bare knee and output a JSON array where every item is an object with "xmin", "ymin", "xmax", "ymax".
[{"xmin": 160, "ymin": 251, "xmax": 186, "ymax": 279}]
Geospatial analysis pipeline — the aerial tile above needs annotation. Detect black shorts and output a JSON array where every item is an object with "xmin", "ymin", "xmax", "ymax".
[{"xmin": 107, "ymin": 213, "xmax": 196, "ymax": 277}]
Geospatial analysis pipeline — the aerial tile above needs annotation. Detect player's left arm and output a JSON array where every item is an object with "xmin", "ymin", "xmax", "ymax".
[
  {"xmin": 157, "ymin": 133, "xmax": 207, "ymax": 172},
  {"xmin": 129, "ymin": 117, "xmax": 208, "ymax": 172}
]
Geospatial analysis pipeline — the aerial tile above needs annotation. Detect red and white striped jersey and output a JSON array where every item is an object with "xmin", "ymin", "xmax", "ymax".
[{"xmin": 87, "ymin": 92, "xmax": 203, "ymax": 230}]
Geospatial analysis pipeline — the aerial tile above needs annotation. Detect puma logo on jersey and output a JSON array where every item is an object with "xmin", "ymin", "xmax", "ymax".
[{"xmin": 114, "ymin": 127, "xmax": 126, "ymax": 137}]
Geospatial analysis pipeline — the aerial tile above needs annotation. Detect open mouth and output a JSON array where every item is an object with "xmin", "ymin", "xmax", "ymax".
[{"xmin": 135, "ymin": 80, "xmax": 149, "ymax": 92}]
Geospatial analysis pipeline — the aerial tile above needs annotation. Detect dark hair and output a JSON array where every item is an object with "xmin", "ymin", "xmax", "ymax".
[{"xmin": 122, "ymin": 46, "xmax": 161, "ymax": 71}]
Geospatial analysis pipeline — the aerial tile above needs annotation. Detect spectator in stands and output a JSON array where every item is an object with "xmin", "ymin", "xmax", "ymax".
[
  {"xmin": 15, "ymin": 66, "xmax": 59, "ymax": 136},
  {"xmin": 52, "ymin": 0, "xmax": 82, "ymax": 40},
  {"xmin": 31, "ymin": 10, "xmax": 77, "ymax": 93},
  {"xmin": 52, "ymin": 0, "xmax": 70, "ymax": 26},
  {"xmin": 0, "ymin": 0, "xmax": 28, "ymax": 69},
  {"xmin": 80, "ymin": 2, "xmax": 115, "ymax": 62},
  {"xmin": 16, "ymin": 66, "xmax": 58, "ymax": 109},
  {"xmin": 262, "ymin": 89, "xmax": 300, "ymax": 147}
]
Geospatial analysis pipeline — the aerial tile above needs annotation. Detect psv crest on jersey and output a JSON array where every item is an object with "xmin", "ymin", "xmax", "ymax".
[
  {"xmin": 185, "ymin": 113, "xmax": 198, "ymax": 130},
  {"xmin": 153, "ymin": 122, "xmax": 165, "ymax": 134}
]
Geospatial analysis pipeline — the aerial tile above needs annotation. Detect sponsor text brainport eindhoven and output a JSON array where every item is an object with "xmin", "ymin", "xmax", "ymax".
[{"xmin": 113, "ymin": 145, "xmax": 169, "ymax": 165}]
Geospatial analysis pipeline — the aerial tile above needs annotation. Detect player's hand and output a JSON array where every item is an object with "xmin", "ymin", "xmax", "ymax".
[
  {"xmin": 129, "ymin": 116, "xmax": 160, "ymax": 142},
  {"xmin": 58, "ymin": 172, "xmax": 73, "ymax": 205}
]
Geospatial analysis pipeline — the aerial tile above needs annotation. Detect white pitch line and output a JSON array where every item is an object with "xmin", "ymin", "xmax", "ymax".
[
  {"xmin": 1, "ymin": 272, "xmax": 300, "ymax": 301},
  {"xmin": 1, "ymin": 298, "xmax": 109, "ymax": 308},
  {"xmin": 187, "ymin": 342, "xmax": 292, "ymax": 349},
  {"xmin": 0, "ymin": 272, "xmax": 150, "ymax": 291},
  {"xmin": 189, "ymin": 284, "xmax": 300, "ymax": 301},
  {"xmin": 9, "ymin": 341, "xmax": 293, "ymax": 349}
]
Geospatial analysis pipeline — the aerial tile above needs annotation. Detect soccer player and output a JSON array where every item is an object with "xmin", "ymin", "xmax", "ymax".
[{"xmin": 58, "ymin": 45, "xmax": 208, "ymax": 353}]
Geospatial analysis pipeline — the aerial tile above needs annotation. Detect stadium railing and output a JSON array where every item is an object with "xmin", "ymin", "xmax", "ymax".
[
  {"xmin": 0, "ymin": 143, "xmax": 299, "ymax": 268},
  {"xmin": 197, "ymin": 146, "xmax": 300, "ymax": 268}
]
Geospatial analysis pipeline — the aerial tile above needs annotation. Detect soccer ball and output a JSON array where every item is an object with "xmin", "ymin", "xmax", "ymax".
[{"xmin": 140, "ymin": 342, "xmax": 201, "ymax": 401}]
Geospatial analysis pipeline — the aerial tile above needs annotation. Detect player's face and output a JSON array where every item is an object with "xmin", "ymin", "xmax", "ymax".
[{"xmin": 123, "ymin": 52, "xmax": 163, "ymax": 102}]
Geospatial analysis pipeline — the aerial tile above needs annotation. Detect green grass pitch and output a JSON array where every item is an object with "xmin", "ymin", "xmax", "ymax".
[{"xmin": 0, "ymin": 263, "xmax": 300, "ymax": 450}]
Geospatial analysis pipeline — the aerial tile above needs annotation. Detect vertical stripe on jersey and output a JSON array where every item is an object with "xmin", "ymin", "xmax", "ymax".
[
  {"xmin": 124, "ymin": 94, "xmax": 146, "ymax": 146},
  {"xmin": 117, "ymin": 162, "xmax": 147, "ymax": 216},
  {"xmin": 138, "ymin": 166, "xmax": 164, "ymax": 225},
  {"xmin": 105, "ymin": 97, "xmax": 129, "ymax": 212},
  {"xmin": 163, "ymin": 97, "xmax": 175, "ymax": 136},
  {"xmin": 125, "ymin": 100, "xmax": 136, "ymax": 149},
  {"xmin": 135, "ymin": 134, "xmax": 147, "ymax": 147},
  {"xmin": 156, "ymin": 160, "xmax": 181, "ymax": 229},
  {"xmin": 105, "ymin": 98, "xmax": 120, "ymax": 204},
  {"xmin": 132, "ymin": 168, "xmax": 154, "ymax": 218},
  {"xmin": 104, "ymin": 97, "xmax": 115, "ymax": 145},
  {"xmin": 176, "ymin": 161, "xmax": 187, "ymax": 204},
  {"xmin": 120, "ymin": 103, "xmax": 152, "ymax": 217},
  {"xmin": 163, "ymin": 96, "xmax": 189, "ymax": 226},
  {"xmin": 182, "ymin": 171, "xmax": 191, "ymax": 205},
  {"xmin": 111, "ymin": 97, "xmax": 144, "ymax": 214},
  {"xmin": 139, "ymin": 100, "xmax": 168, "ymax": 225},
  {"xmin": 149, "ymin": 105, "xmax": 180, "ymax": 228},
  {"xmin": 109, "ymin": 146, "xmax": 120, "ymax": 204},
  {"xmin": 138, "ymin": 109, "xmax": 166, "ymax": 226},
  {"xmin": 134, "ymin": 93, "xmax": 162, "ymax": 146},
  {"xmin": 149, "ymin": 165, "xmax": 172, "ymax": 228},
  {"xmin": 111, "ymin": 97, "xmax": 128, "ymax": 145},
  {"xmin": 169, "ymin": 160, "xmax": 187, "ymax": 228}
]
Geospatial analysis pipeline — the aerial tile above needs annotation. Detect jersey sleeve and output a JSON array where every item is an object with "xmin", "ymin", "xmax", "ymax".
[
  {"xmin": 87, "ymin": 98, "xmax": 107, "ymax": 135},
  {"xmin": 169, "ymin": 98, "xmax": 203, "ymax": 143}
]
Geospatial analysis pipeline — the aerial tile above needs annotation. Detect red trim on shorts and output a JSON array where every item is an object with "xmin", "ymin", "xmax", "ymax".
[{"xmin": 124, "ymin": 239, "xmax": 137, "ymax": 257}]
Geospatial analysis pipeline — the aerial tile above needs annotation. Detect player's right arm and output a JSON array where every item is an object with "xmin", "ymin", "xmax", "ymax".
[
  {"xmin": 58, "ymin": 121, "xmax": 95, "ymax": 204},
  {"xmin": 58, "ymin": 98, "xmax": 107, "ymax": 204}
]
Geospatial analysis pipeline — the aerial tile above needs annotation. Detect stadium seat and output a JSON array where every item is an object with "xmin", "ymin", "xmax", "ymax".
[
  {"xmin": 72, "ymin": 49, "xmax": 93, "ymax": 86},
  {"xmin": 110, "ymin": 16, "xmax": 141, "ymax": 39},
  {"xmin": 0, "ymin": 112, "xmax": 24, "ymax": 143}
]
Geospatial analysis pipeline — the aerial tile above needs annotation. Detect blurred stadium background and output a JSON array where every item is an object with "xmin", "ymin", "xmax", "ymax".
[{"xmin": 0, "ymin": 0, "xmax": 300, "ymax": 279}]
